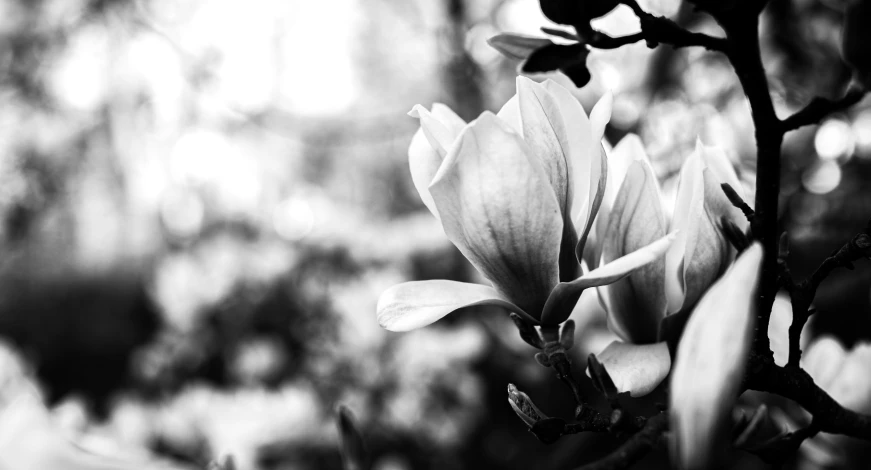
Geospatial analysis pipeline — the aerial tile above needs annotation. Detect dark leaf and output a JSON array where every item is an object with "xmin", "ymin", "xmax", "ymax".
[{"xmin": 522, "ymin": 43, "xmax": 588, "ymax": 74}]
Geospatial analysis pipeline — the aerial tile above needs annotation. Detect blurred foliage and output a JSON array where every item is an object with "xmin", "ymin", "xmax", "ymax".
[{"xmin": 0, "ymin": 0, "xmax": 868, "ymax": 469}]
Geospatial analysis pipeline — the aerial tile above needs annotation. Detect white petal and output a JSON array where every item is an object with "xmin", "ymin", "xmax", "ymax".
[
  {"xmin": 541, "ymin": 232, "xmax": 676, "ymax": 326},
  {"xmin": 407, "ymin": 104, "xmax": 466, "ymax": 219},
  {"xmin": 429, "ymin": 112, "xmax": 563, "ymax": 316},
  {"xmin": 588, "ymin": 134, "xmax": 647, "ymax": 269},
  {"xmin": 593, "ymin": 341, "xmax": 671, "ymax": 397},
  {"xmin": 496, "ymin": 95, "xmax": 522, "ymax": 135},
  {"xmin": 665, "ymin": 145, "xmax": 706, "ymax": 313},
  {"xmin": 669, "ymin": 243, "xmax": 763, "ymax": 470},
  {"xmin": 598, "ymin": 159, "xmax": 668, "ymax": 342},
  {"xmin": 589, "ymin": 91, "xmax": 613, "ymax": 146},
  {"xmin": 408, "ymin": 104, "xmax": 458, "ymax": 158},
  {"xmin": 700, "ymin": 143, "xmax": 749, "ymax": 230},
  {"xmin": 377, "ymin": 280, "xmax": 529, "ymax": 332},
  {"xmin": 409, "ymin": 129, "xmax": 445, "ymax": 219},
  {"xmin": 540, "ymin": 80, "xmax": 599, "ymax": 232},
  {"xmin": 516, "ymin": 77, "xmax": 572, "ymax": 217}
]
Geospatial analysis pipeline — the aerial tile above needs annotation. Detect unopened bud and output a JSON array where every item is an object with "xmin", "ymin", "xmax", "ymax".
[
  {"xmin": 510, "ymin": 313, "xmax": 545, "ymax": 349},
  {"xmin": 508, "ymin": 383, "xmax": 549, "ymax": 428}
]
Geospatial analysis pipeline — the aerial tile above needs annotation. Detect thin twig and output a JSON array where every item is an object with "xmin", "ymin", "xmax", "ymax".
[
  {"xmin": 747, "ymin": 355, "xmax": 871, "ymax": 441},
  {"xmin": 780, "ymin": 87, "xmax": 868, "ymax": 132},
  {"xmin": 589, "ymin": 7, "xmax": 728, "ymax": 53}
]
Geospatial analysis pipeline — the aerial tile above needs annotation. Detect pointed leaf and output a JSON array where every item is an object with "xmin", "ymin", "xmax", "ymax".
[
  {"xmin": 669, "ymin": 243, "xmax": 763, "ymax": 470},
  {"xmin": 377, "ymin": 280, "xmax": 530, "ymax": 332},
  {"xmin": 522, "ymin": 43, "xmax": 588, "ymax": 74},
  {"xmin": 592, "ymin": 341, "xmax": 671, "ymax": 397},
  {"xmin": 488, "ymin": 34, "xmax": 554, "ymax": 61}
]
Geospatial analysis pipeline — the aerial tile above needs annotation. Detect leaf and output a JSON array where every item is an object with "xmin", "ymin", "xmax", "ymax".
[
  {"xmin": 522, "ymin": 43, "xmax": 589, "ymax": 75},
  {"xmin": 487, "ymin": 34, "xmax": 554, "ymax": 61}
]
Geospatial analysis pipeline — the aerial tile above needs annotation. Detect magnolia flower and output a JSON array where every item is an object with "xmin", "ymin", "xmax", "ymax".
[
  {"xmin": 588, "ymin": 136, "xmax": 748, "ymax": 396},
  {"xmin": 669, "ymin": 243, "xmax": 763, "ymax": 470},
  {"xmin": 377, "ymin": 77, "xmax": 675, "ymax": 332}
]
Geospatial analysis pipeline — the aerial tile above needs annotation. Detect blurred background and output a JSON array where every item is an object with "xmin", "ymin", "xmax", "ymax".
[{"xmin": 0, "ymin": 0, "xmax": 868, "ymax": 469}]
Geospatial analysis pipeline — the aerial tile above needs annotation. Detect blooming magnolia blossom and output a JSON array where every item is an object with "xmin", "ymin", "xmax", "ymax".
[
  {"xmin": 377, "ymin": 77, "xmax": 675, "ymax": 332},
  {"xmin": 669, "ymin": 243, "xmax": 762, "ymax": 470},
  {"xmin": 589, "ymin": 136, "xmax": 749, "ymax": 396}
]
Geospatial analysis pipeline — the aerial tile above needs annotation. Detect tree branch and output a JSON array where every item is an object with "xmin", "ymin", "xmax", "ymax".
[
  {"xmin": 573, "ymin": 413, "xmax": 669, "ymax": 470},
  {"xmin": 780, "ymin": 87, "xmax": 868, "ymax": 132},
  {"xmin": 747, "ymin": 356, "xmax": 871, "ymax": 441},
  {"xmin": 585, "ymin": 1, "xmax": 728, "ymax": 53},
  {"xmin": 720, "ymin": 15, "xmax": 784, "ymax": 355},
  {"xmin": 781, "ymin": 223, "xmax": 871, "ymax": 366}
]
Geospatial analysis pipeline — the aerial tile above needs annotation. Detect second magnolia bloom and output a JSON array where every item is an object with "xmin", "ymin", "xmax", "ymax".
[{"xmin": 379, "ymin": 77, "xmax": 676, "ymax": 332}]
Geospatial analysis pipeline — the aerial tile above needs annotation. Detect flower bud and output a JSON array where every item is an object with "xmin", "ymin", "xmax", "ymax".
[{"xmin": 507, "ymin": 383, "xmax": 549, "ymax": 428}]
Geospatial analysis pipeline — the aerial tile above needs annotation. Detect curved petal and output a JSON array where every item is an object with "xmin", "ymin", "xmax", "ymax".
[
  {"xmin": 516, "ymin": 76, "xmax": 580, "ymax": 281},
  {"xmin": 700, "ymin": 143, "xmax": 748, "ymax": 231},
  {"xmin": 670, "ymin": 141, "xmax": 743, "ymax": 313},
  {"xmin": 589, "ymin": 91, "xmax": 613, "ymax": 147},
  {"xmin": 429, "ymin": 112, "xmax": 563, "ymax": 316},
  {"xmin": 541, "ymin": 232, "xmax": 676, "ymax": 326},
  {"xmin": 665, "ymin": 144, "xmax": 706, "ymax": 314},
  {"xmin": 408, "ymin": 104, "xmax": 459, "ymax": 158},
  {"xmin": 592, "ymin": 341, "xmax": 671, "ymax": 397},
  {"xmin": 408, "ymin": 104, "xmax": 466, "ymax": 219},
  {"xmin": 496, "ymin": 95, "xmax": 522, "ymax": 135},
  {"xmin": 598, "ymin": 159, "xmax": 668, "ymax": 343},
  {"xmin": 408, "ymin": 129, "xmax": 444, "ymax": 219},
  {"xmin": 587, "ymin": 134, "xmax": 646, "ymax": 268},
  {"xmin": 669, "ymin": 243, "xmax": 763, "ymax": 470},
  {"xmin": 377, "ymin": 280, "xmax": 530, "ymax": 332}
]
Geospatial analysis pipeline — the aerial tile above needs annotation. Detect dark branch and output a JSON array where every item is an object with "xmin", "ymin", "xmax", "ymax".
[
  {"xmin": 747, "ymin": 356, "xmax": 871, "ymax": 441},
  {"xmin": 585, "ymin": 1, "xmax": 728, "ymax": 53},
  {"xmin": 782, "ymin": 222, "xmax": 871, "ymax": 366},
  {"xmin": 573, "ymin": 413, "xmax": 669, "ymax": 470},
  {"xmin": 780, "ymin": 87, "xmax": 867, "ymax": 132}
]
